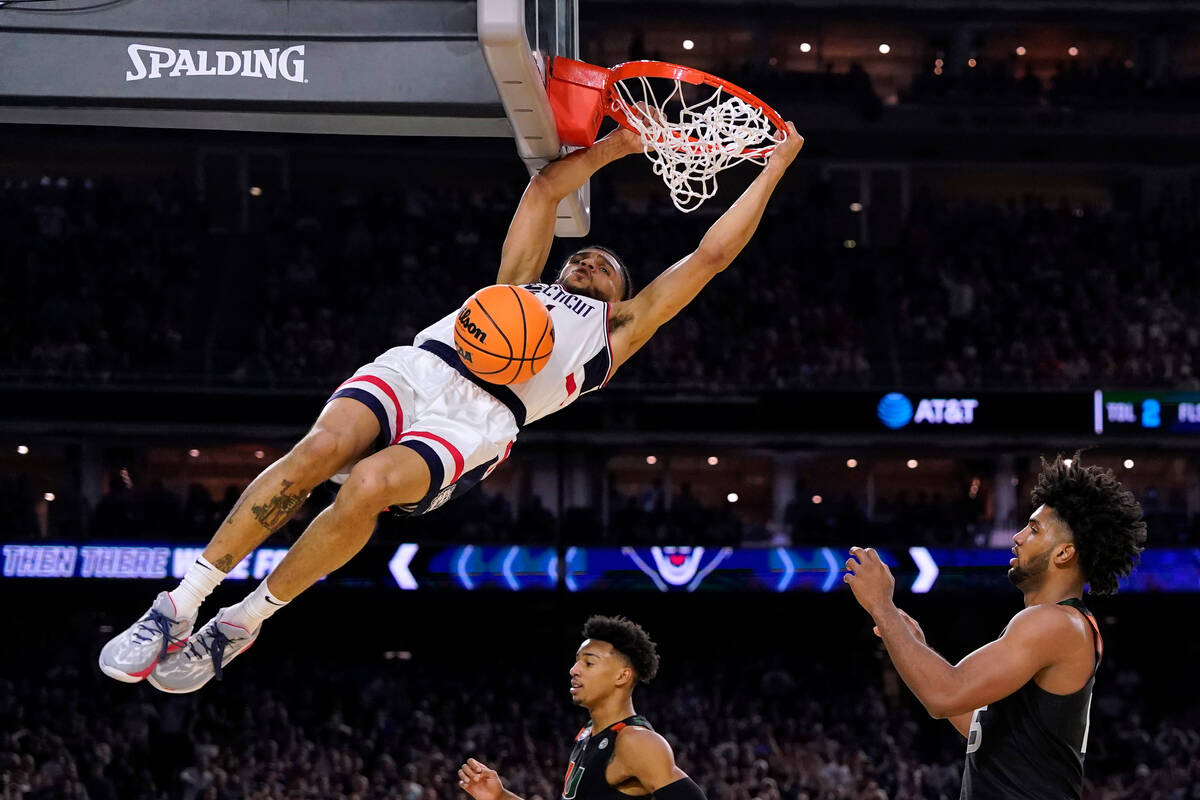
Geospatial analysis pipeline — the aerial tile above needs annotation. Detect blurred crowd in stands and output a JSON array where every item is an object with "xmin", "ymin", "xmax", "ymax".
[
  {"xmin": 4, "ymin": 463, "xmax": 1196, "ymax": 547},
  {"xmin": 1, "ymin": 635, "xmax": 1195, "ymax": 800},
  {"xmin": 3, "ymin": 169, "xmax": 1198, "ymax": 393},
  {"xmin": 904, "ymin": 57, "xmax": 1200, "ymax": 111}
]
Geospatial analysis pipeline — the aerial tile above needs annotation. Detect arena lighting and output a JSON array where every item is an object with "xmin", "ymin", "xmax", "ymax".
[
  {"xmin": 878, "ymin": 43, "xmax": 890, "ymax": 54},
  {"xmin": 1064, "ymin": 458, "xmax": 1074, "ymax": 467},
  {"xmin": 935, "ymin": 58, "xmax": 943, "ymax": 67},
  {"xmin": 934, "ymin": 67, "xmax": 943, "ymax": 75},
  {"xmin": 682, "ymin": 39, "xmax": 694, "ymax": 51},
  {"xmin": 799, "ymin": 42, "xmax": 812, "ymax": 53},
  {"xmin": 1068, "ymin": 46, "xmax": 1079, "ymax": 57},
  {"xmin": 843, "ymin": 239, "xmax": 857, "ymax": 249},
  {"xmin": 16, "ymin": 445, "xmax": 28, "ymax": 455},
  {"xmin": 726, "ymin": 492, "xmax": 739, "ymax": 503},
  {"xmin": 1016, "ymin": 46, "xmax": 1027, "ymax": 56},
  {"xmin": 254, "ymin": 450, "xmax": 265, "ymax": 459},
  {"xmin": 906, "ymin": 459, "xmax": 919, "ymax": 469},
  {"xmin": 646, "ymin": 455, "xmax": 658, "ymax": 465},
  {"xmin": 849, "ymin": 202, "xmax": 863, "ymax": 212},
  {"xmin": 188, "ymin": 449, "xmax": 200, "ymax": 458},
  {"xmin": 812, "ymin": 495, "xmax": 823, "ymax": 504},
  {"xmin": 846, "ymin": 458, "xmax": 858, "ymax": 468},
  {"xmin": 1124, "ymin": 459, "xmax": 1135, "ymax": 469},
  {"xmin": 968, "ymin": 58, "xmax": 977, "ymax": 68},
  {"xmin": 249, "ymin": 186, "xmax": 263, "ymax": 197},
  {"xmin": 43, "ymin": 492, "xmax": 55, "ymax": 502},
  {"xmin": 707, "ymin": 456, "xmax": 719, "ymax": 466}
]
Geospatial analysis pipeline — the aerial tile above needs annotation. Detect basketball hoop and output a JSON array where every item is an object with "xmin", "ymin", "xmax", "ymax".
[{"xmin": 546, "ymin": 58, "xmax": 789, "ymax": 213}]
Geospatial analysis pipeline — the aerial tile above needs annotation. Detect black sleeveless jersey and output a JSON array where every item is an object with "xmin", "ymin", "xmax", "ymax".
[
  {"xmin": 561, "ymin": 715, "xmax": 653, "ymax": 800},
  {"xmin": 960, "ymin": 598, "xmax": 1103, "ymax": 800}
]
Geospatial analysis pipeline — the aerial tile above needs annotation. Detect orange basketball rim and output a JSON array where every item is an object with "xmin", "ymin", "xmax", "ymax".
[{"xmin": 545, "ymin": 57, "xmax": 792, "ymax": 212}]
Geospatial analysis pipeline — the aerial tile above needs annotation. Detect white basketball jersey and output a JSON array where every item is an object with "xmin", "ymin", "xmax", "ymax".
[{"xmin": 413, "ymin": 282, "xmax": 613, "ymax": 427}]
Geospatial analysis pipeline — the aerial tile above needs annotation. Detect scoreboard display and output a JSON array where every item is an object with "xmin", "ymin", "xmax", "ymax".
[{"xmin": 1096, "ymin": 390, "xmax": 1200, "ymax": 435}]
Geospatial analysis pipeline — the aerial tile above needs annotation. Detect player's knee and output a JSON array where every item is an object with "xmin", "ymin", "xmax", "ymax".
[
  {"xmin": 338, "ymin": 463, "xmax": 408, "ymax": 512},
  {"xmin": 288, "ymin": 428, "xmax": 353, "ymax": 479}
]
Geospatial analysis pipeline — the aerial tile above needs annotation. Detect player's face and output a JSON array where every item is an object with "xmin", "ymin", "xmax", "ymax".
[
  {"xmin": 569, "ymin": 638, "xmax": 631, "ymax": 707},
  {"xmin": 558, "ymin": 250, "xmax": 624, "ymax": 303},
  {"xmin": 1008, "ymin": 504, "xmax": 1068, "ymax": 589}
]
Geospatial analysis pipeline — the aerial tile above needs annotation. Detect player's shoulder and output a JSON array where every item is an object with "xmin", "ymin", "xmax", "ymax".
[
  {"xmin": 614, "ymin": 724, "xmax": 671, "ymax": 758},
  {"xmin": 1005, "ymin": 602, "xmax": 1092, "ymax": 646}
]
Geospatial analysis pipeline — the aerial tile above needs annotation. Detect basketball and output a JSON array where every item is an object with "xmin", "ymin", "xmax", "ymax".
[{"xmin": 453, "ymin": 285, "xmax": 555, "ymax": 385}]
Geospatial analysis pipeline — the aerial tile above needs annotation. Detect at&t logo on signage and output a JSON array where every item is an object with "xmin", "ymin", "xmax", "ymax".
[{"xmin": 877, "ymin": 392, "xmax": 979, "ymax": 430}]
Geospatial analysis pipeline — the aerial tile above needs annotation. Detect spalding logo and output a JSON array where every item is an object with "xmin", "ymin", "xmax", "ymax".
[
  {"xmin": 457, "ymin": 308, "xmax": 487, "ymax": 343},
  {"xmin": 125, "ymin": 44, "xmax": 306, "ymax": 83}
]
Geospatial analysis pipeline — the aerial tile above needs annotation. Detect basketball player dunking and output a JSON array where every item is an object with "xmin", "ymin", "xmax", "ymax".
[
  {"xmin": 98, "ymin": 121, "xmax": 804, "ymax": 692},
  {"xmin": 845, "ymin": 455, "xmax": 1147, "ymax": 799},
  {"xmin": 458, "ymin": 616, "xmax": 708, "ymax": 800}
]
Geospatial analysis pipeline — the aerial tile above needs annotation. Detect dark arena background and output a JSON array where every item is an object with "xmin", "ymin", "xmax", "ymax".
[{"xmin": 3, "ymin": 1, "xmax": 1200, "ymax": 799}]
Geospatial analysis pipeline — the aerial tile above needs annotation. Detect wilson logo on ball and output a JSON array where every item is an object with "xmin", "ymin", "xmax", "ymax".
[
  {"xmin": 457, "ymin": 308, "xmax": 488, "ymax": 343},
  {"xmin": 453, "ymin": 285, "xmax": 554, "ymax": 385}
]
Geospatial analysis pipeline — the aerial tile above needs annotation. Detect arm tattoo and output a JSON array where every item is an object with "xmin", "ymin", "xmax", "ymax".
[{"xmin": 250, "ymin": 479, "xmax": 308, "ymax": 533}]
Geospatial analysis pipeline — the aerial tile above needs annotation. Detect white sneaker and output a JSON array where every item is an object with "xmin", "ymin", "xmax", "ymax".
[
  {"xmin": 147, "ymin": 608, "xmax": 259, "ymax": 693},
  {"xmin": 98, "ymin": 591, "xmax": 196, "ymax": 683}
]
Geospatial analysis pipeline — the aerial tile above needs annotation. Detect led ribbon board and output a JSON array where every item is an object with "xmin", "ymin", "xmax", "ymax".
[{"xmin": 4, "ymin": 543, "xmax": 1195, "ymax": 593}]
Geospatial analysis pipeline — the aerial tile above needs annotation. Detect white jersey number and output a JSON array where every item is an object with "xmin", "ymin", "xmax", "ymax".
[{"xmin": 966, "ymin": 706, "xmax": 988, "ymax": 754}]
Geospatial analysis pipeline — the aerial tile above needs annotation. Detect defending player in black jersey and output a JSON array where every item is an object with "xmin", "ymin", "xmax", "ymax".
[
  {"xmin": 458, "ymin": 616, "xmax": 706, "ymax": 800},
  {"xmin": 845, "ymin": 454, "xmax": 1146, "ymax": 800}
]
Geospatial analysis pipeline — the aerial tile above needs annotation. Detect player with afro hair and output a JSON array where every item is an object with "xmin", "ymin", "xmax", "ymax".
[
  {"xmin": 845, "ymin": 452, "xmax": 1147, "ymax": 799},
  {"xmin": 1028, "ymin": 453, "xmax": 1147, "ymax": 595}
]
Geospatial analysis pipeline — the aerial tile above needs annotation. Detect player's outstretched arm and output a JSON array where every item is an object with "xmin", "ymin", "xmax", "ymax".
[
  {"xmin": 458, "ymin": 758, "xmax": 525, "ymax": 800},
  {"xmin": 873, "ymin": 609, "xmax": 971, "ymax": 737},
  {"xmin": 614, "ymin": 727, "xmax": 707, "ymax": 800},
  {"xmin": 497, "ymin": 128, "xmax": 643, "ymax": 286},
  {"xmin": 846, "ymin": 546, "xmax": 1079, "ymax": 719},
  {"xmin": 606, "ymin": 122, "xmax": 804, "ymax": 370}
]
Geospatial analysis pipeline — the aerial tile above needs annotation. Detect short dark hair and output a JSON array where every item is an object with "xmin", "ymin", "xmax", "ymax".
[
  {"xmin": 1030, "ymin": 453, "xmax": 1147, "ymax": 596},
  {"xmin": 563, "ymin": 245, "xmax": 634, "ymax": 300},
  {"xmin": 582, "ymin": 615, "xmax": 659, "ymax": 683}
]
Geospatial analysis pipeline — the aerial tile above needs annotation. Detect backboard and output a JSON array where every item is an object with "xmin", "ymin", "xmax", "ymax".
[
  {"xmin": 479, "ymin": 0, "xmax": 589, "ymax": 235},
  {"xmin": 0, "ymin": 0, "xmax": 588, "ymax": 235}
]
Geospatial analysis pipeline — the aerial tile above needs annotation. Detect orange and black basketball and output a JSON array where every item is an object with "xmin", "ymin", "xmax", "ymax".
[{"xmin": 453, "ymin": 285, "xmax": 555, "ymax": 385}]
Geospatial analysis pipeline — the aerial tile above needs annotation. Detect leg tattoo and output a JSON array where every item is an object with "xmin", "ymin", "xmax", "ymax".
[
  {"xmin": 212, "ymin": 554, "xmax": 236, "ymax": 572},
  {"xmin": 251, "ymin": 479, "xmax": 308, "ymax": 533}
]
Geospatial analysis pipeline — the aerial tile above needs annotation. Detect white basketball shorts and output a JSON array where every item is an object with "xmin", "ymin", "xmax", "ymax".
[{"xmin": 327, "ymin": 345, "xmax": 518, "ymax": 515}]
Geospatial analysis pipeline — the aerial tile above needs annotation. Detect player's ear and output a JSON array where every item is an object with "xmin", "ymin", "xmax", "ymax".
[
  {"xmin": 615, "ymin": 665, "xmax": 634, "ymax": 688},
  {"xmin": 1055, "ymin": 541, "xmax": 1076, "ymax": 566}
]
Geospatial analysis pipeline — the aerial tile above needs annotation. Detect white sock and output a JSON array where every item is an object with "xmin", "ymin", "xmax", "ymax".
[
  {"xmin": 168, "ymin": 556, "xmax": 224, "ymax": 619},
  {"xmin": 224, "ymin": 579, "xmax": 288, "ymax": 632}
]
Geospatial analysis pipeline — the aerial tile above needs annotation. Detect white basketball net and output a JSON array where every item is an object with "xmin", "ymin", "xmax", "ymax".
[{"xmin": 611, "ymin": 75, "xmax": 781, "ymax": 213}]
